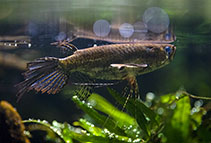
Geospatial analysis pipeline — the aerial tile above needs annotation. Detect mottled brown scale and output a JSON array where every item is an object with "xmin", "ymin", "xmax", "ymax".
[{"xmin": 59, "ymin": 43, "xmax": 176, "ymax": 80}]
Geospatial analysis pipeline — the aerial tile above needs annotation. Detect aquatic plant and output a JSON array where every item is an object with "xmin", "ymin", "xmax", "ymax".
[{"xmin": 22, "ymin": 88, "xmax": 210, "ymax": 143}]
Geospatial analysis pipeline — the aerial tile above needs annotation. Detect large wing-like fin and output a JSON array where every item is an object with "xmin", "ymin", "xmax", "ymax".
[{"xmin": 15, "ymin": 57, "xmax": 68, "ymax": 101}]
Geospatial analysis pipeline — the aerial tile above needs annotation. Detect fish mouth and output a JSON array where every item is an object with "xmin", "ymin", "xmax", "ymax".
[{"xmin": 169, "ymin": 45, "xmax": 176, "ymax": 61}]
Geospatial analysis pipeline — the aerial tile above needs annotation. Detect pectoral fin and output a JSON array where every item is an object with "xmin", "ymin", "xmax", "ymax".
[{"xmin": 110, "ymin": 63, "xmax": 147, "ymax": 69}]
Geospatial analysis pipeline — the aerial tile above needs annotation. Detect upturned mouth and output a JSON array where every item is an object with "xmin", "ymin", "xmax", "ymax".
[{"xmin": 169, "ymin": 45, "xmax": 176, "ymax": 61}]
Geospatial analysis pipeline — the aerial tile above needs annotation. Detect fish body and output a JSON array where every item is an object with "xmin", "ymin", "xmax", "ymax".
[
  {"xmin": 59, "ymin": 43, "xmax": 176, "ymax": 80},
  {"xmin": 16, "ymin": 42, "xmax": 176, "ymax": 100}
]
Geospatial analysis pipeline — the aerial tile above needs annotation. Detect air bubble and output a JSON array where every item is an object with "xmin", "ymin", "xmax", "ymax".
[
  {"xmin": 133, "ymin": 128, "xmax": 137, "ymax": 132},
  {"xmin": 191, "ymin": 107, "xmax": 199, "ymax": 114},
  {"xmin": 133, "ymin": 21, "xmax": 148, "ymax": 33},
  {"xmin": 133, "ymin": 21, "xmax": 148, "ymax": 40},
  {"xmin": 143, "ymin": 7, "xmax": 170, "ymax": 33},
  {"xmin": 42, "ymin": 120, "xmax": 48, "ymax": 124},
  {"xmin": 93, "ymin": 19, "xmax": 110, "ymax": 37},
  {"xmin": 146, "ymin": 92, "xmax": 155, "ymax": 101},
  {"xmin": 109, "ymin": 133, "xmax": 115, "ymax": 138},
  {"xmin": 170, "ymin": 102, "xmax": 176, "ymax": 109},
  {"xmin": 133, "ymin": 138, "xmax": 141, "ymax": 142},
  {"xmin": 128, "ymin": 138, "xmax": 132, "ymax": 142},
  {"xmin": 72, "ymin": 96, "xmax": 77, "ymax": 99},
  {"xmin": 145, "ymin": 101, "xmax": 152, "ymax": 107},
  {"xmin": 157, "ymin": 107, "xmax": 164, "ymax": 115},
  {"xmin": 127, "ymin": 125, "xmax": 133, "ymax": 130},
  {"xmin": 194, "ymin": 100, "xmax": 203, "ymax": 108},
  {"xmin": 119, "ymin": 23, "xmax": 134, "ymax": 38}
]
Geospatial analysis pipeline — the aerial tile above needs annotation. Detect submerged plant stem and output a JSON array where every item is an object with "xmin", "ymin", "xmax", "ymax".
[{"xmin": 182, "ymin": 91, "xmax": 211, "ymax": 100}]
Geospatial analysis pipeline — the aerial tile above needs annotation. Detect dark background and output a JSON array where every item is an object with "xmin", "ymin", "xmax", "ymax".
[{"xmin": 0, "ymin": 0, "xmax": 211, "ymax": 123}]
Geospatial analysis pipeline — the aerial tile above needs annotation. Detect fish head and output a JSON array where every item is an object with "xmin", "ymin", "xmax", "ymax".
[
  {"xmin": 142, "ymin": 44, "xmax": 176, "ymax": 72},
  {"xmin": 157, "ymin": 44, "xmax": 176, "ymax": 65},
  {"xmin": 163, "ymin": 44, "xmax": 176, "ymax": 61}
]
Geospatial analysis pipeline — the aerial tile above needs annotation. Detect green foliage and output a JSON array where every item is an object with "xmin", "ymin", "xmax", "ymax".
[
  {"xmin": 162, "ymin": 94, "xmax": 191, "ymax": 142},
  {"xmin": 23, "ymin": 89, "xmax": 210, "ymax": 143},
  {"xmin": 107, "ymin": 88, "xmax": 159, "ymax": 137}
]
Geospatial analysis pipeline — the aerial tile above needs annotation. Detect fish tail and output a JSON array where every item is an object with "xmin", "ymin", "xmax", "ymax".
[{"xmin": 15, "ymin": 57, "xmax": 68, "ymax": 101}]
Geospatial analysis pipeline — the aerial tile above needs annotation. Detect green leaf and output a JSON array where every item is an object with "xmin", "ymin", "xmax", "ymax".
[
  {"xmin": 133, "ymin": 99, "xmax": 158, "ymax": 125},
  {"xmin": 163, "ymin": 92, "xmax": 191, "ymax": 143},
  {"xmin": 88, "ymin": 93, "xmax": 136, "ymax": 128},
  {"xmin": 72, "ymin": 95, "xmax": 126, "ymax": 136},
  {"xmin": 23, "ymin": 119, "xmax": 68, "ymax": 143},
  {"xmin": 73, "ymin": 118, "xmax": 105, "ymax": 137},
  {"xmin": 107, "ymin": 88, "xmax": 150, "ymax": 136},
  {"xmin": 23, "ymin": 119, "xmax": 139, "ymax": 143},
  {"xmin": 160, "ymin": 93, "xmax": 177, "ymax": 104},
  {"xmin": 171, "ymin": 95, "xmax": 191, "ymax": 138},
  {"xmin": 60, "ymin": 122, "xmax": 110, "ymax": 143}
]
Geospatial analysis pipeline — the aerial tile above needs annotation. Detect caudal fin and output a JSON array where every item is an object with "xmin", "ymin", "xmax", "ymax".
[{"xmin": 16, "ymin": 57, "xmax": 68, "ymax": 101}]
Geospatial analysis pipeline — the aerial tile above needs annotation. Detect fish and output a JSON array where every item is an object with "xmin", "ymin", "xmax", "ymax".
[
  {"xmin": 66, "ymin": 25, "xmax": 175, "ymax": 44},
  {"xmin": 16, "ymin": 42, "xmax": 176, "ymax": 101}
]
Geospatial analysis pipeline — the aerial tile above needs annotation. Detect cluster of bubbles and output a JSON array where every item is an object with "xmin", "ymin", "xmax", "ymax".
[
  {"xmin": 103, "ymin": 128, "xmax": 140, "ymax": 142},
  {"xmin": 145, "ymin": 92, "xmax": 155, "ymax": 107},
  {"xmin": 191, "ymin": 100, "xmax": 204, "ymax": 115},
  {"xmin": 92, "ymin": 19, "xmax": 147, "ymax": 38},
  {"xmin": 26, "ymin": 7, "xmax": 169, "ymax": 48},
  {"xmin": 122, "ymin": 125, "xmax": 141, "ymax": 139},
  {"xmin": 92, "ymin": 7, "xmax": 169, "ymax": 38},
  {"xmin": 51, "ymin": 7, "xmax": 169, "ymax": 43}
]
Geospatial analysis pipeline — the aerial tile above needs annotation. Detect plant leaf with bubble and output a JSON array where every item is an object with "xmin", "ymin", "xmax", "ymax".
[{"xmin": 22, "ymin": 89, "xmax": 209, "ymax": 143}]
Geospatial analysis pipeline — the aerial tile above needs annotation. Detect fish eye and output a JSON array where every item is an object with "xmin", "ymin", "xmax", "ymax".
[{"xmin": 165, "ymin": 46, "xmax": 172, "ymax": 55}]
